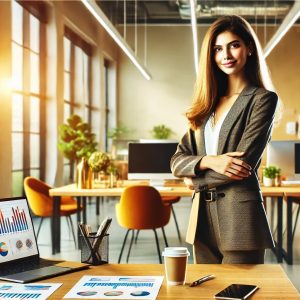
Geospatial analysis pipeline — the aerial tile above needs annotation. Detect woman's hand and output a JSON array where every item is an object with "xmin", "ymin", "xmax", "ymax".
[
  {"xmin": 199, "ymin": 152, "xmax": 251, "ymax": 180},
  {"xmin": 184, "ymin": 177, "xmax": 195, "ymax": 190}
]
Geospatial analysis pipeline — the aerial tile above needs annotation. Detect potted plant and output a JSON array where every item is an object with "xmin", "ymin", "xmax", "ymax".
[
  {"xmin": 88, "ymin": 151, "xmax": 111, "ymax": 174},
  {"xmin": 263, "ymin": 165, "xmax": 281, "ymax": 187},
  {"xmin": 107, "ymin": 124, "xmax": 131, "ymax": 141},
  {"xmin": 151, "ymin": 124, "xmax": 173, "ymax": 139},
  {"xmin": 58, "ymin": 114, "xmax": 98, "ymax": 162},
  {"xmin": 58, "ymin": 114, "xmax": 98, "ymax": 184},
  {"xmin": 88, "ymin": 151, "xmax": 113, "ymax": 187}
]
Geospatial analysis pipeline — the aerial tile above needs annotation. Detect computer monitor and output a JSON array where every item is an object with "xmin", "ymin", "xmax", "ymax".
[
  {"xmin": 266, "ymin": 140, "xmax": 300, "ymax": 180},
  {"xmin": 128, "ymin": 142, "xmax": 178, "ymax": 186}
]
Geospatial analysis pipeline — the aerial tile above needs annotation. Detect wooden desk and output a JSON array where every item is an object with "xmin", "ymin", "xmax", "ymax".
[
  {"xmin": 49, "ymin": 183, "xmax": 192, "ymax": 198},
  {"xmin": 41, "ymin": 264, "xmax": 299, "ymax": 299},
  {"xmin": 49, "ymin": 184, "xmax": 298, "ymax": 264}
]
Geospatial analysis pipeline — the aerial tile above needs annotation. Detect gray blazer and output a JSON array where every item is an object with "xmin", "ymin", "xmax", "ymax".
[{"xmin": 171, "ymin": 86, "xmax": 278, "ymax": 250}]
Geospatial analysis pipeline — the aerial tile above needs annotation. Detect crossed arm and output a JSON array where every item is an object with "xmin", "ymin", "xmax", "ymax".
[{"xmin": 171, "ymin": 91, "xmax": 278, "ymax": 191}]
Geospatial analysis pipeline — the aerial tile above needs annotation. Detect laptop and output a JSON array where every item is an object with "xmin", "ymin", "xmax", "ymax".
[{"xmin": 0, "ymin": 196, "xmax": 89, "ymax": 283}]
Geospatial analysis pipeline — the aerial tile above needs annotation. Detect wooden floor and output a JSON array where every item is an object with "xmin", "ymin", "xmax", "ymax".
[{"xmin": 35, "ymin": 196, "xmax": 300, "ymax": 292}]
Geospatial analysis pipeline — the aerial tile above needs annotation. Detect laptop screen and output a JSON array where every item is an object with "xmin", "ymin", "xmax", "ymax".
[{"xmin": 0, "ymin": 197, "xmax": 38, "ymax": 263}]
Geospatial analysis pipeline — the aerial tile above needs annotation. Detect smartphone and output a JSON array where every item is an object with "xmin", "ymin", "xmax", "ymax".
[{"xmin": 214, "ymin": 284, "xmax": 259, "ymax": 300}]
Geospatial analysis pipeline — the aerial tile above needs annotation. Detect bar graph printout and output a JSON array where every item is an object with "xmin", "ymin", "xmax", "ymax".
[
  {"xmin": 64, "ymin": 276, "xmax": 164, "ymax": 299},
  {"xmin": 0, "ymin": 283, "xmax": 62, "ymax": 299},
  {"xmin": 0, "ymin": 199, "xmax": 38, "ymax": 263}
]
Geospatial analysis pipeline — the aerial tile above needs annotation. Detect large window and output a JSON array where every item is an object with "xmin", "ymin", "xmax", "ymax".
[
  {"xmin": 63, "ymin": 28, "xmax": 96, "ymax": 183},
  {"xmin": 11, "ymin": 1, "xmax": 46, "ymax": 196}
]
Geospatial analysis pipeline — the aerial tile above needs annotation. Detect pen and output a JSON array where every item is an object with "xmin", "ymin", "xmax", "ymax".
[{"xmin": 189, "ymin": 274, "xmax": 215, "ymax": 287}]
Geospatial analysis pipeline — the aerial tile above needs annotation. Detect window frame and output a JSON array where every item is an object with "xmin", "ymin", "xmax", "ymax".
[
  {"xmin": 63, "ymin": 27, "xmax": 95, "ymax": 183},
  {"xmin": 11, "ymin": 0, "xmax": 47, "ymax": 196}
]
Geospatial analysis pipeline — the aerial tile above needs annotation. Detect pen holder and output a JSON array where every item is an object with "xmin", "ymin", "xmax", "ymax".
[{"xmin": 80, "ymin": 233, "xmax": 109, "ymax": 265}]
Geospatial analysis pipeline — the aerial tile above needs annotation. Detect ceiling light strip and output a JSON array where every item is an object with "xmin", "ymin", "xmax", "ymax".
[
  {"xmin": 264, "ymin": 1, "xmax": 300, "ymax": 58},
  {"xmin": 81, "ymin": 0, "xmax": 151, "ymax": 80},
  {"xmin": 189, "ymin": 0, "xmax": 199, "ymax": 74}
]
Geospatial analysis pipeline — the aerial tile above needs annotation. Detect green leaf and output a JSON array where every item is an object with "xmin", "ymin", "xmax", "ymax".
[
  {"xmin": 151, "ymin": 124, "xmax": 172, "ymax": 139},
  {"xmin": 57, "ymin": 114, "xmax": 98, "ymax": 161},
  {"xmin": 107, "ymin": 124, "xmax": 131, "ymax": 140},
  {"xmin": 263, "ymin": 165, "xmax": 281, "ymax": 179}
]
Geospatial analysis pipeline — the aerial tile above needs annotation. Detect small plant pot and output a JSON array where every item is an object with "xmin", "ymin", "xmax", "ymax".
[
  {"xmin": 263, "ymin": 177, "xmax": 274, "ymax": 187},
  {"xmin": 274, "ymin": 175, "xmax": 281, "ymax": 187}
]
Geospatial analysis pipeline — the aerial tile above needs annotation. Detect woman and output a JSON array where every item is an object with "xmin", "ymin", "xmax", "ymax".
[{"xmin": 171, "ymin": 15, "xmax": 278, "ymax": 264}]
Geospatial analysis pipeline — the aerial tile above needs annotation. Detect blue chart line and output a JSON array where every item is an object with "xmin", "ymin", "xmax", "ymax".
[
  {"xmin": 0, "ymin": 293, "xmax": 41, "ymax": 299},
  {"xmin": 83, "ymin": 282, "xmax": 154, "ymax": 289}
]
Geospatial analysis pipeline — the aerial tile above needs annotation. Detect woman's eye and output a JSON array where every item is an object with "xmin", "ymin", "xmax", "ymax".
[
  {"xmin": 214, "ymin": 47, "xmax": 222, "ymax": 52},
  {"xmin": 230, "ymin": 43, "xmax": 240, "ymax": 48}
]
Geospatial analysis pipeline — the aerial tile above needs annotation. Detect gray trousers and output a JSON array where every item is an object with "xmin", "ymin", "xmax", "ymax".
[{"xmin": 193, "ymin": 200, "xmax": 265, "ymax": 264}]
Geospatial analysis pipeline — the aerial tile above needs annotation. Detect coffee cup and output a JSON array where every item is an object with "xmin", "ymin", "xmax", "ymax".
[{"xmin": 162, "ymin": 247, "xmax": 190, "ymax": 285}]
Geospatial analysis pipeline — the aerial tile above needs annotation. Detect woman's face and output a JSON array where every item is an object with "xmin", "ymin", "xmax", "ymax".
[{"xmin": 213, "ymin": 30, "xmax": 250, "ymax": 77}]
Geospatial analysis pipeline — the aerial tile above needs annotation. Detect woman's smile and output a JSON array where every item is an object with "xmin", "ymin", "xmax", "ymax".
[{"xmin": 222, "ymin": 61, "xmax": 237, "ymax": 68}]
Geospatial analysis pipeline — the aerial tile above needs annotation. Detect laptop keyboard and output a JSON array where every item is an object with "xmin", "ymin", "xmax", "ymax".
[
  {"xmin": 0, "ymin": 266, "xmax": 72, "ymax": 283},
  {"xmin": 0, "ymin": 259, "xmax": 54, "ymax": 275}
]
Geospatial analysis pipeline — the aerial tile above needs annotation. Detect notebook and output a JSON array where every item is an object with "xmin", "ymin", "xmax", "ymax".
[{"xmin": 0, "ymin": 196, "xmax": 89, "ymax": 283}]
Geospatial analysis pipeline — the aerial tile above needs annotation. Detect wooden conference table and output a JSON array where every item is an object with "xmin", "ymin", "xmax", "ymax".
[
  {"xmin": 49, "ymin": 183, "xmax": 191, "ymax": 255},
  {"xmin": 49, "ymin": 183, "xmax": 299, "ymax": 264},
  {"xmin": 40, "ymin": 264, "xmax": 299, "ymax": 299}
]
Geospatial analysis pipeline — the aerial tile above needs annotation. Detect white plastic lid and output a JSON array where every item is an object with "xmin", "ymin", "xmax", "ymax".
[{"xmin": 162, "ymin": 247, "xmax": 190, "ymax": 257}]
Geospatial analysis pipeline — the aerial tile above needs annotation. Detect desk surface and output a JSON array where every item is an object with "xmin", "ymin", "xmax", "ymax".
[
  {"xmin": 41, "ymin": 264, "xmax": 299, "ymax": 299},
  {"xmin": 49, "ymin": 183, "xmax": 193, "ymax": 197},
  {"xmin": 49, "ymin": 182, "xmax": 300, "ymax": 197}
]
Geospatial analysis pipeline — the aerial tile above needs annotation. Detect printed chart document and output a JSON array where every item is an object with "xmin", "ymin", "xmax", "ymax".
[
  {"xmin": 0, "ymin": 283, "xmax": 62, "ymax": 299},
  {"xmin": 64, "ymin": 275, "xmax": 164, "ymax": 299}
]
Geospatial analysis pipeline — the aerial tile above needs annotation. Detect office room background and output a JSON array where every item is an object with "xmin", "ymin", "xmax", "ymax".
[{"xmin": 0, "ymin": 1, "xmax": 300, "ymax": 195}]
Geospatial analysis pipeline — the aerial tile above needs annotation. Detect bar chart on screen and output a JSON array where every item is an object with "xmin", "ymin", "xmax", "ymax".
[
  {"xmin": 0, "ymin": 199, "xmax": 39, "ymax": 262},
  {"xmin": 0, "ymin": 205, "xmax": 29, "ymax": 235}
]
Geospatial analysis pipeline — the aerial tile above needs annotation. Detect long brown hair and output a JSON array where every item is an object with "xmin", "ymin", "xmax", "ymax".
[{"xmin": 186, "ymin": 15, "xmax": 271, "ymax": 130}]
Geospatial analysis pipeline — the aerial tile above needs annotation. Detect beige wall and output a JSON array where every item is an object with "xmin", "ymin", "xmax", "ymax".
[
  {"xmin": 118, "ymin": 25, "xmax": 300, "ymax": 141},
  {"xmin": 264, "ymin": 26, "xmax": 300, "ymax": 140},
  {"xmin": 118, "ymin": 26, "xmax": 196, "ymax": 139}
]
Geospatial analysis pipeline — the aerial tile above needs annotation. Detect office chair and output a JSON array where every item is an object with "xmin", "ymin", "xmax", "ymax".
[
  {"xmin": 24, "ymin": 177, "xmax": 81, "ymax": 246},
  {"xmin": 134, "ymin": 196, "xmax": 182, "ymax": 243},
  {"xmin": 116, "ymin": 185, "xmax": 171, "ymax": 263}
]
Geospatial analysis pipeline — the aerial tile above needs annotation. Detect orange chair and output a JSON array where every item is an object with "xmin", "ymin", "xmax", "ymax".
[
  {"xmin": 116, "ymin": 185, "xmax": 171, "ymax": 263},
  {"xmin": 24, "ymin": 177, "xmax": 81, "ymax": 246}
]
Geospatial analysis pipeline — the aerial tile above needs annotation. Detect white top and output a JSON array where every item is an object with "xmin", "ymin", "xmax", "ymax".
[
  {"xmin": 162, "ymin": 247, "xmax": 190, "ymax": 257},
  {"xmin": 204, "ymin": 110, "xmax": 230, "ymax": 155}
]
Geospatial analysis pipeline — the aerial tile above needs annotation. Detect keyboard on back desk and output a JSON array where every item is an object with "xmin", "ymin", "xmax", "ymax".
[
  {"xmin": 281, "ymin": 180, "xmax": 300, "ymax": 185},
  {"xmin": 152, "ymin": 186, "xmax": 173, "ymax": 191}
]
